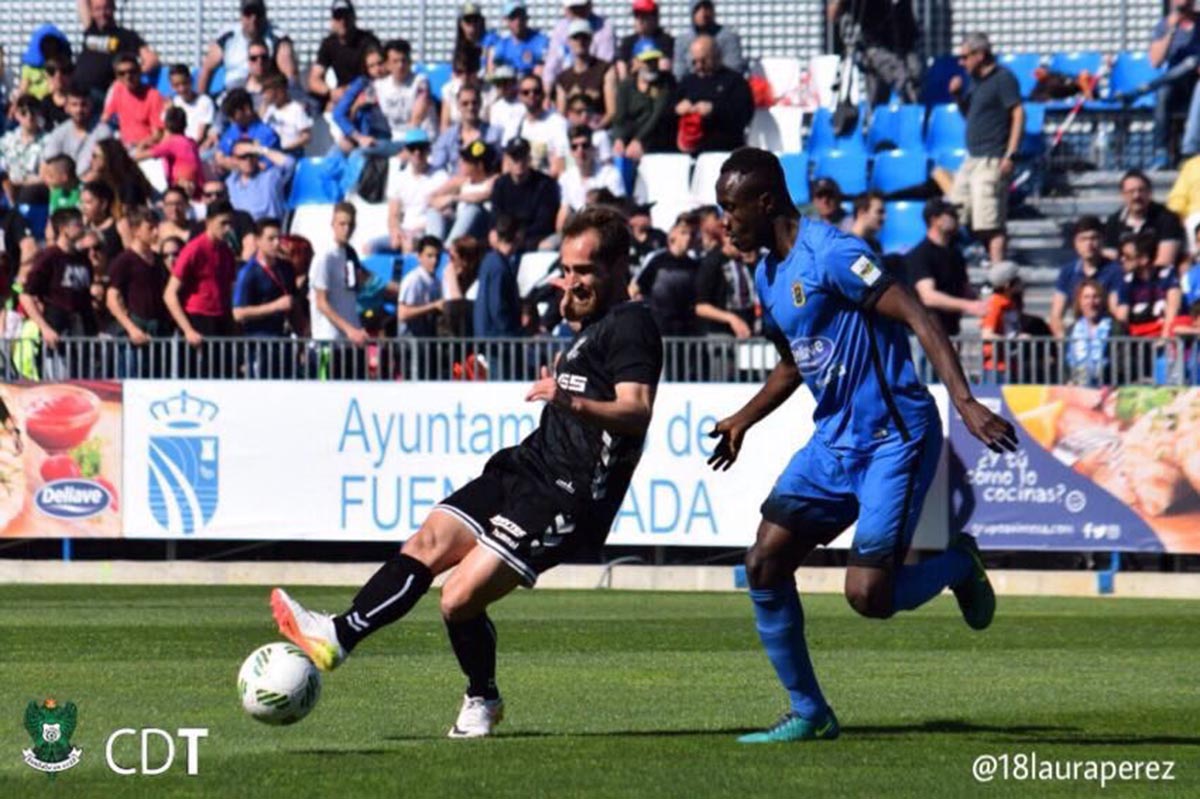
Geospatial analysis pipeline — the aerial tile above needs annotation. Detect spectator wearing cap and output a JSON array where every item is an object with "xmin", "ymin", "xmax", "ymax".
[
  {"xmin": 225, "ymin": 138, "xmax": 295, "ymax": 222},
  {"xmin": 905, "ymin": 198, "xmax": 986, "ymax": 336},
  {"xmin": 216, "ymin": 89, "xmax": 281, "ymax": 173},
  {"xmin": 200, "ymin": 0, "xmax": 296, "ymax": 96},
  {"xmin": 309, "ymin": 0, "xmax": 382, "ymax": 110},
  {"xmin": 612, "ymin": 45, "xmax": 677, "ymax": 161},
  {"xmin": 1048, "ymin": 215, "xmax": 1123, "ymax": 338},
  {"xmin": 809, "ymin": 178, "xmax": 849, "ymax": 231},
  {"xmin": 514, "ymin": 73, "xmax": 570, "ymax": 177},
  {"xmin": 674, "ymin": 1, "xmax": 744, "ymax": 80},
  {"xmin": 76, "ymin": 0, "xmax": 159, "ymax": 106},
  {"xmin": 40, "ymin": 85, "xmax": 112, "ymax": 178},
  {"xmin": 386, "ymin": 130, "xmax": 450, "ymax": 252},
  {"xmin": 1103, "ymin": 169, "xmax": 1185, "ymax": 267},
  {"xmin": 431, "ymin": 139, "xmax": 499, "ymax": 242},
  {"xmin": 101, "ymin": 52, "xmax": 166, "ymax": 148},
  {"xmin": 238, "ymin": 38, "xmax": 276, "ymax": 108},
  {"xmin": 261, "ymin": 73, "xmax": 313, "ymax": 157},
  {"xmin": 490, "ymin": 1, "xmax": 549, "ymax": 76},
  {"xmin": 432, "ymin": 83, "xmax": 504, "ymax": 174},
  {"xmin": 375, "ymin": 39, "xmax": 434, "ymax": 142},
  {"xmin": 556, "ymin": 125, "xmax": 624, "ymax": 228},
  {"xmin": 455, "ymin": 3, "xmax": 500, "ymax": 73},
  {"xmin": 1116, "ymin": 230, "xmax": 1182, "ymax": 339},
  {"xmin": 492, "ymin": 137, "xmax": 561, "ymax": 250},
  {"xmin": 544, "ymin": 1, "xmax": 617, "ymax": 91},
  {"xmin": 332, "ymin": 45, "xmax": 396, "ymax": 155},
  {"xmin": 850, "ymin": 191, "xmax": 886, "ymax": 256},
  {"xmin": 553, "ymin": 20, "xmax": 618, "ymax": 129},
  {"xmin": 948, "ymin": 32, "xmax": 1024, "ymax": 264},
  {"xmin": 564, "ymin": 92, "xmax": 613, "ymax": 162},
  {"xmin": 488, "ymin": 66, "xmax": 526, "ymax": 143},
  {"xmin": 673, "ymin": 36, "xmax": 752, "ymax": 153},
  {"xmin": 15, "ymin": 24, "xmax": 70, "ymax": 105},
  {"xmin": 618, "ymin": 0, "xmax": 675, "ymax": 80}
]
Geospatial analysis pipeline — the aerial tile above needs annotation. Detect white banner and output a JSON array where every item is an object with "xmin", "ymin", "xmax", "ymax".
[{"xmin": 122, "ymin": 381, "xmax": 949, "ymax": 548}]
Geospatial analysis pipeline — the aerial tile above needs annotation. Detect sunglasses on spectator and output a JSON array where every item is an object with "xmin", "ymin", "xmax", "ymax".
[
  {"xmin": 405, "ymin": 144, "xmax": 431, "ymax": 153},
  {"xmin": 520, "ymin": 87, "xmax": 543, "ymax": 96},
  {"xmin": 248, "ymin": 53, "xmax": 268, "ymax": 62},
  {"xmin": 116, "ymin": 68, "xmax": 138, "ymax": 77},
  {"xmin": 203, "ymin": 189, "xmax": 226, "ymax": 199},
  {"xmin": 570, "ymin": 140, "xmax": 591, "ymax": 151}
]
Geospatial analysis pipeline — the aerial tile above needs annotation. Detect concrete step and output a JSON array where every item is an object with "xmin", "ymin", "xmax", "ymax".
[{"xmin": 1067, "ymin": 169, "xmax": 1177, "ymax": 191}]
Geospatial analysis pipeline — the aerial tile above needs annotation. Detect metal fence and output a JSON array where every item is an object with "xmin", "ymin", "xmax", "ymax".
[{"xmin": 3, "ymin": 334, "xmax": 1199, "ymax": 386}]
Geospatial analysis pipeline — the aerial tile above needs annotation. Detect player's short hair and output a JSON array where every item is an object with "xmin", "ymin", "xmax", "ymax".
[
  {"xmin": 384, "ymin": 38, "xmax": 412, "ymax": 59},
  {"xmin": 853, "ymin": 190, "xmax": 885, "ymax": 217},
  {"xmin": 169, "ymin": 63, "xmax": 191, "ymax": 80},
  {"xmin": 125, "ymin": 206, "xmax": 158, "ymax": 229},
  {"xmin": 1119, "ymin": 230, "xmax": 1156, "ymax": 260},
  {"xmin": 416, "ymin": 234, "xmax": 443, "ymax": 254},
  {"xmin": 82, "ymin": 180, "xmax": 115, "ymax": 206},
  {"xmin": 1073, "ymin": 215, "xmax": 1103, "ymax": 238},
  {"xmin": 50, "ymin": 207, "xmax": 83, "ymax": 236},
  {"xmin": 333, "ymin": 201, "xmax": 356, "ymax": 220},
  {"xmin": 163, "ymin": 106, "xmax": 187, "ymax": 135},
  {"xmin": 562, "ymin": 205, "xmax": 632, "ymax": 273},
  {"xmin": 493, "ymin": 212, "xmax": 522, "ymax": 244},
  {"xmin": 256, "ymin": 217, "xmax": 282, "ymax": 236},
  {"xmin": 206, "ymin": 199, "xmax": 235, "ymax": 220}
]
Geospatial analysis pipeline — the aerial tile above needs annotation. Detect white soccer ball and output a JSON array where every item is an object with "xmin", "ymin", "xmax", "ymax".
[{"xmin": 237, "ymin": 643, "xmax": 322, "ymax": 725}]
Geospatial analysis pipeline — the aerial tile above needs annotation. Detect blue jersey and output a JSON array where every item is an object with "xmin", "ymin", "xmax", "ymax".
[{"xmin": 757, "ymin": 219, "xmax": 933, "ymax": 451}]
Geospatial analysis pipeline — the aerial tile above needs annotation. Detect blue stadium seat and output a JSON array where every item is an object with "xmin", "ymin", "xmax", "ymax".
[
  {"xmin": 18, "ymin": 204, "xmax": 49, "ymax": 243},
  {"xmin": 288, "ymin": 158, "xmax": 341, "ymax": 208},
  {"xmin": 148, "ymin": 66, "xmax": 174, "ymax": 99},
  {"xmin": 418, "ymin": 62, "xmax": 454, "ymax": 103},
  {"xmin": 811, "ymin": 149, "xmax": 868, "ymax": 196},
  {"xmin": 879, "ymin": 201, "xmax": 925, "ymax": 254},
  {"xmin": 1020, "ymin": 102, "xmax": 1046, "ymax": 158},
  {"xmin": 922, "ymin": 55, "xmax": 967, "ymax": 106},
  {"xmin": 779, "ymin": 152, "xmax": 810, "ymax": 205},
  {"xmin": 932, "ymin": 147, "xmax": 967, "ymax": 172},
  {"xmin": 362, "ymin": 253, "xmax": 398, "ymax": 284},
  {"xmin": 1048, "ymin": 50, "xmax": 1104, "ymax": 79},
  {"xmin": 399, "ymin": 253, "xmax": 421, "ymax": 278},
  {"xmin": 207, "ymin": 63, "xmax": 226, "ymax": 97},
  {"xmin": 339, "ymin": 150, "xmax": 368, "ymax": 198},
  {"xmin": 807, "ymin": 107, "xmax": 866, "ymax": 157},
  {"xmin": 924, "ymin": 103, "xmax": 966, "ymax": 155},
  {"xmin": 1107, "ymin": 51, "xmax": 1163, "ymax": 109},
  {"xmin": 869, "ymin": 149, "xmax": 930, "ymax": 195},
  {"xmin": 867, "ymin": 104, "xmax": 926, "ymax": 152},
  {"xmin": 997, "ymin": 53, "xmax": 1043, "ymax": 99}
]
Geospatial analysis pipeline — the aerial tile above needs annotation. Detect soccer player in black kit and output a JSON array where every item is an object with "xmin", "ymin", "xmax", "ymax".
[{"xmin": 271, "ymin": 206, "xmax": 663, "ymax": 737}]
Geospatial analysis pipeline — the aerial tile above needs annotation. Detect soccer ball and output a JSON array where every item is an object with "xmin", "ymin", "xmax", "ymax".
[{"xmin": 237, "ymin": 643, "xmax": 322, "ymax": 725}]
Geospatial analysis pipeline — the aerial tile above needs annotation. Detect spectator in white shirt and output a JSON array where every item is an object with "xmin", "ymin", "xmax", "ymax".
[
  {"xmin": 488, "ymin": 65, "xmax": 526, "ymax": 143},
  {"xmin": 397, "ymin": 234, "xmax": 445, "ymax": 337},
  {"xmin": 556, "ymin": 125, "xmax": 624, "ymax": 229},
  {"xmin": 376, "ymin": 38, "xmax": 434, "ymax": 141},
  {"xmin": 514, "ymin": 73, "xmax": 569, "ymax": 177},
  {"xmin": 168, "ymin": 64, "xmax": 216, "ymax": 146},
  {"xmin": 309, "ymin": 202, "xmax": 367, "ymax": 344},
  {"xmin": 386, "ymin": 129, "xmax": 450, "ymax": 252},
  {"xmin": 260, "ymin": 73, "xmax": 312, "ymax": 157}
]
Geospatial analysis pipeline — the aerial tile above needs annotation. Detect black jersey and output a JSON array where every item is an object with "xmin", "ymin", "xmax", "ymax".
[{"xmin": 512, "ymin": 301, "xmax": 662, "ymax": 512}]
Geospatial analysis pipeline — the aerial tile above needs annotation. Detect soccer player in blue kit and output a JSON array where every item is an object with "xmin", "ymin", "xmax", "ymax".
[{"xmin": 709, "ymin": 148, "xmax": 1019, "ymax": 743}]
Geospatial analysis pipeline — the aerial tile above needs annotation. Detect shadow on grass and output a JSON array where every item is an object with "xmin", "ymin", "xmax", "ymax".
[
  {"xmin": 381, "ymin": 728, "xmax": 756, "ymax": 742},
  {"xmin": 844, "ymin": 720, "xmax": 1200, "ymax": 746}
]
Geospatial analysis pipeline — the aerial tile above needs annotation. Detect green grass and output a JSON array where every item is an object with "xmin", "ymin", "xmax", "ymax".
[{"xmin": 0, "ymin": 586, "xmax": 1196, "ymax": 798}]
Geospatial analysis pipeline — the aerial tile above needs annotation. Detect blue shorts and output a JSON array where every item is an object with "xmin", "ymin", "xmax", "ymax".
[{"xmin": 760, "ymin": 416, "xmax": 943, "ymax": 569}]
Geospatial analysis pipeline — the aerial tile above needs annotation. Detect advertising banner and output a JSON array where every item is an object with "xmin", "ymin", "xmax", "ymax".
[
  {"xmin": 0, "ymin": 382, "xmax": 123, "ymax": 538},
  {"xmin": 123, "ymin": 381, "xmax": 950, "ymax": 549},
  {"xmin": 948, "ymin": 385, "xmax": 1200, "ymax": 553}
]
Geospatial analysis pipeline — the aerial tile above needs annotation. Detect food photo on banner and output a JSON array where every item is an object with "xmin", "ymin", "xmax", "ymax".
[
  {"xmin": 949, "ymin": 385, "xmax": 1200, "ymax": 554},
  {"xmin": 0, "ymin": 382, "xmax": 122, "ymax": 538}
]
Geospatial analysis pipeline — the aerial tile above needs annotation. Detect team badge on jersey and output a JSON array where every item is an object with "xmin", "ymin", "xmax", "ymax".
[
  {"xmin": 850, "ymin": 255, "xmax": 881, "ymax": 286},
  {"xmin": 792, "ymin": 282, "xmax": 806, "ymax": 307}
]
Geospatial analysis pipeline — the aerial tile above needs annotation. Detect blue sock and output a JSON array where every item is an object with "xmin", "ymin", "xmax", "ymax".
[
  {"xmin": 892, "ymin": 548, "xmax": 973, "ymax": 612},
  {"xmin": 749, "ymin": 582, "xmax": 828, "ymax": 720}
]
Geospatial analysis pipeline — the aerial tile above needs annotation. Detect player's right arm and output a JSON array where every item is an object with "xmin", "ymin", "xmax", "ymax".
[{"xmin": 707, "ymin": 331, "xmax": 800, "ymax": 471}]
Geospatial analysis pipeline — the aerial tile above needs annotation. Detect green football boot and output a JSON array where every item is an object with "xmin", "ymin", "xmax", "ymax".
[
  {"xmin": 738, "ymin": 709, "xmax": 840, "ymax": 744},
  {"xmin": 951, "ymin": 534, "xmax": 996, "ymax": 630}
]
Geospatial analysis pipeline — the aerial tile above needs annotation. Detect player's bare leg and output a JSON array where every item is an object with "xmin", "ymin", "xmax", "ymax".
[
  {"xmin": 440, "ymin": 544, "xmax": 524, "ymax": 738},
  {"xmin": 271, "ymin": 510, "xmax": 477, "ymax": 670},
  {"xmin": 740, "ymin": 520, "xmax": 841, "ymax": 743}
]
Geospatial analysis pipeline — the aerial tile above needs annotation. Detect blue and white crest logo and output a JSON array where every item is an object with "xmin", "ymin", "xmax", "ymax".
[{"xmin": 147, "ymin": 391, "xmax": 219, "ymax": 535}]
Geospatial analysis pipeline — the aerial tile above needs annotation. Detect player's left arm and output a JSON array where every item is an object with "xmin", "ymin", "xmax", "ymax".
[
  {"xmin": 873, "ymin": 281, "xmax": 1018, "ymax": 453},
  {"xmin": 526, "ymin": 370, "xmax": 656, "ymax": 437}
]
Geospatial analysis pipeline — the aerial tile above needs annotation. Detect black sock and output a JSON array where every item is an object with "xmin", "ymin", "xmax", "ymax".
[
  {"xmin": 446, "ymin": 613, "xmax": 499, "ymax": 701},
  {"xmin": 333, "ymin": 553, "xmax": 433, "ymax": 651}
]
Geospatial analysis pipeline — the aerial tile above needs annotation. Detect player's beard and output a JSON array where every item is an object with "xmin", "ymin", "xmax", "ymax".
[{"xmin": 561, "ymin": 281, "xmax": 596, "ymax": 321}]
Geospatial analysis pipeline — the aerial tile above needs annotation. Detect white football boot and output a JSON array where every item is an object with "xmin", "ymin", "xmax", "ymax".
[
  {"xmin": 447, "ymin": 694, "xmax": 505, "ymax": 738},
  {"xmin": 270, "ymin": 588, "xmax": 347, "ymax": 672}
]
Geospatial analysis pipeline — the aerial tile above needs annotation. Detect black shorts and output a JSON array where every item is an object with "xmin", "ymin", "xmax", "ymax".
[{"xmin": 433, "ymin": 455, "xmax": 596, "ymax": 586}]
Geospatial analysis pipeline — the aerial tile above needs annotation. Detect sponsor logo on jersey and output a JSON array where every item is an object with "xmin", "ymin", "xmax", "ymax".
[
  {"xmin": 790, "ymin": 337, "xmax": 836, "ymax": 376},
  {"xmin": 850, "ymin": 255, "xmax": 881, "ymax": 286},
  {"xmin": 489, "ymin": 514, "xmax": 528, "ymax": 549},
  {"xmin": 557, "ymin": 373, "xmax": 588, "ymax": 393}
]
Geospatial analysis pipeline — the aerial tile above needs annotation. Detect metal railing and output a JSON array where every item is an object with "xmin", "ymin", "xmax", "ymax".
[{"xmin": 1, "ymin": 334, "xmax": 1197, "ymax": 386}]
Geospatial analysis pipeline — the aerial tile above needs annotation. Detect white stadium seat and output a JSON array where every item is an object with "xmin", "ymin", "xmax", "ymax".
[
  {"xmin": 690, "ymin": 151, "xmax": 732, "ymax": 206},
  {"xmin": 806, "ymin": 54, "xmax": 864, "ymax": 110},
  {"xmin": 633, "ymin": 153, "xmax": 693, "ymax": 231},
  {"xmin": 517, "ymin": 251, "xmax": 559, "ymax": 297},
  {"xmin": 760, "ymin": 56, "xmax": 802, "ymax": 102},
  {"xmin": 139, "ymin": 158, "xmax": 168, "ymax": 194},
  {"xmin": 747, "ymin": 107, "xmax": 804, "ymax": 154},
  {"xmin": 288, "ymin": 203, "xmax": 336, "ymax": 257},
  {"xmin": 349, "ymin": 197, "xmax": 391, "ymax": 254}
]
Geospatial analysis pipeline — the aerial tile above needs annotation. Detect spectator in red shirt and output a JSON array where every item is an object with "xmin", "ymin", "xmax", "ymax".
[
  {"xmin": 102, "ymin": 52, "xmax": 166, "ymax": 148},
  {"xmin": 164, "ymin": 199, "xmax": 238, "ymax": 351}
]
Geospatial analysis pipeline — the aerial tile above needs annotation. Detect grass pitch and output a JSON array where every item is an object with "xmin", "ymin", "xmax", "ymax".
[{"xmin": 0, "ymin": 585, "xmax": 1196, "ymax": 798}]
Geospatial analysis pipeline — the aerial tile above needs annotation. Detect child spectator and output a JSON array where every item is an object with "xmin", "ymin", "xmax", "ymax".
[
  {"xmin": 261, "ymin": 73, "xmax": 313, "ymax": 158},
  {"xmin": 168, "ymin": 64, "xmax": 216, "ymax": 145},
  {"xmin": 138, "ymin": 108, "xmax": 203, "ymax": 197},
  {"xmin": 1067, "ymin": 279, "xmax": 1115, "ymax": 386},
  {"xmin": 981, "ymin": 261, "xmax": 1025, "ymax": 377},
  {"xmin": 44, "ymin": 154, "xmax": 81, "ymax": 215},
  {"xmin": 397, "ymin": 234, "xmax": 445, "ymax": 338}
]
